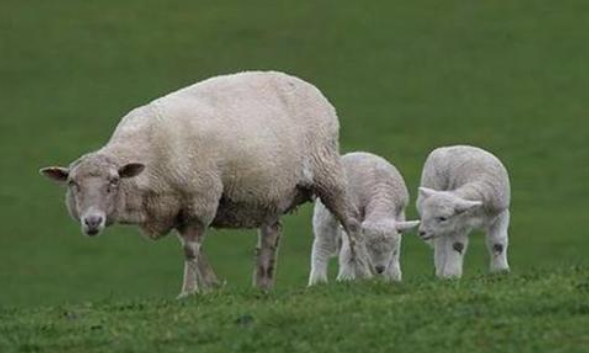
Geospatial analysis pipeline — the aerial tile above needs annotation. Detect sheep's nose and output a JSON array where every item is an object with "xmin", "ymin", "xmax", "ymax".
[
  {"xmin": 84, "ymin": 215, "xmax": 104, "ymax": 229},
  {"xmin": 375, "ymin": 265, "xmax": 385, "ymax": 274}
]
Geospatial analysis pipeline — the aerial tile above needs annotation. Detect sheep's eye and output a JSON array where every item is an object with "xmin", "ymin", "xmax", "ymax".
[
  {"xmin": 437, "ymin": 216, "xmax": 448, "ymax": 222},
  {"xmin": 68, "ymin": 180, "xmax": 79, "ymax": 190}
]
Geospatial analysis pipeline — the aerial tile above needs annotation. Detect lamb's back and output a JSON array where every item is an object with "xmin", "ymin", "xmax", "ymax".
[
  {"xmin": 426, "ymin": 145, "xmax": 510, "ymax": 212},
  {"xmin": 342, "ymin": 152, "xmax": 409, "ymax": 215}
]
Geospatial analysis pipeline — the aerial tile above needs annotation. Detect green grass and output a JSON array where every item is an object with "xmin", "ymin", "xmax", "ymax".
[
  {"xmin": 1, "ymin": 0, "xmax": 588, "ymax": 351},
  {"xmin": 2, "ymin": 267, "xmax": 589, "ymax": 353}
]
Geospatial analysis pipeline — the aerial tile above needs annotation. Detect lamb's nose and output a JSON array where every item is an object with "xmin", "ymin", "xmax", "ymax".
[
  {"xmin": 375, "ymin": 265, "xmax": 385, "ymax": 274},
  {"xmin": 84, "ymin": 215, "xmax": 103, "ymax": 228}
]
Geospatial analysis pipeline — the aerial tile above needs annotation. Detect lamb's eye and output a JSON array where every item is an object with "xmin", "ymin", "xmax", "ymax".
[{"xmin": 437, "ymin": 216, "xmax": 448, "ymax": 222}]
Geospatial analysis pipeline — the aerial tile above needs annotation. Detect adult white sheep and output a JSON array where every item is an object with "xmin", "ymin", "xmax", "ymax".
[
  {"xmin": 416, "ymin": 145, "xmax": 511, "ymax": 279},
  {"xmin": 309, "ymin": 152, "xmax": 420, "ymax": 285},
  {"xmin": 40, "ymin": 71, "xmax": 365, "ymax": 298}
]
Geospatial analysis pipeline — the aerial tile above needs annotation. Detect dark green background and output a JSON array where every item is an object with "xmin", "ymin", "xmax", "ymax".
[{"xmin": 1, "ymin": 0, "xmax": 587, "ymax": 307}]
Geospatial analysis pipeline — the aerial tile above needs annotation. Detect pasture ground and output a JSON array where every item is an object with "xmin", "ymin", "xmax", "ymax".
[
  {"xmin": 0, "ymin": 0, "xmax": 588, "ymax": 352},
  {"xmin": 2, "ymin": 268, "xmax": 589, "ymax": 353}
]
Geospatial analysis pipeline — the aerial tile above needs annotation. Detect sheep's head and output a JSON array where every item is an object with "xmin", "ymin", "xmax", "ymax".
[
  {"xmin": 416, "ymin": 187, "xmax": 482, "ymax": 240},
  {"xmin": 40, "ymin": 154, "xmax": 144, "ymax": 236},
  {"xmin": 362, "ymin": 218, "xmax": 419, "ymax": 275}
]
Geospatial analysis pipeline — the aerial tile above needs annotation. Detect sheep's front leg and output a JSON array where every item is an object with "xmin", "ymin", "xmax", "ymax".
[
  {"xmin": 177, "ymin": 224, "xmax": 206, "ymax": 299},
  {"xmin": 254, "ymin": 222, "xmax": 282, "ymax": 291},
  {"xmin": 486, "ymin": 210, "xmax": 510, "ymax": 273}
]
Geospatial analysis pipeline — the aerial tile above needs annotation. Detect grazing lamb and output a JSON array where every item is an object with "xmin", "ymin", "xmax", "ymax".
[
  {"xmin": 416, "ymin": 145, "xmax": 511, "ymax": 279},
  {"xmin": 40, "ymin": 71, "xmax": 366, "ymax": 298},
  {"xmin": 309, "ymin": 152, "xmax": 420, "ymax": 285}
]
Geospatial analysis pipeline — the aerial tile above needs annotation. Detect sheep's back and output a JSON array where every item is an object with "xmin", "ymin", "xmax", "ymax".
[{"xmin": 112, "ymin": 71, "xmax": 339, "ymax": 206}]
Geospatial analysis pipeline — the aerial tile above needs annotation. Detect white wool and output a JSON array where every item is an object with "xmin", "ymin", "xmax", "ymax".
[
  {"xmin": 309, "ymin": 152, "xmax": 419, "ymax": 285},
  {"xmin": 45, "ymin": 71, "xmax": 363, "ymax": 296},
  {"xmin": 416, "ymin": 145, "xmax": 511, "ymax": 278}
]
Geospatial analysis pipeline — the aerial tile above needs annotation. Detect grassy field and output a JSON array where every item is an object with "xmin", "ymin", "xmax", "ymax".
[
  {"xmin": 1, "ymin": 0, "xmax": 588, "ymax": 351},
  {"xmin": 2, "ymin": 268, "xmax": 589, "ymax": 353}
]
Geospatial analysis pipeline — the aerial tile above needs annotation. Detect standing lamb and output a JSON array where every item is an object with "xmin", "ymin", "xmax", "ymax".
[
  {"xmin": 416, "ymin": 145, "xmax": 511, "ymax": 279},
  {"xmin": 309, "ymin": 152, "xmax": 420, "ymax": 285},
  {"xmin": 40, "ymin": 71, "xmax": 366, "ymax": 298}
]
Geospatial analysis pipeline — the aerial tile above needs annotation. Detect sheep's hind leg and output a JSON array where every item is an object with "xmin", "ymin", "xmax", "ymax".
[
  {"xmin": 177, "ymin": 223, "xmax": 207, "ymax": 299},
  {"xmin": 196, "ymin": 251, "xmax": 222, "ymax": 291},
  {"xmin": 254, "ymin": 221, "xmax": 282, "ymax": 291},
  {"xmin": 486, "ymin": 210, "xmax": 510, "ymax": 273},
  {"xmin": 313, "ymin": 158, "xmax": 371, "ymax": 279}
]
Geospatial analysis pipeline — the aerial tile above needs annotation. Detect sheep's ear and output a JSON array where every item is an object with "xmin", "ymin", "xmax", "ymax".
[
  {"xmin": 454, "ymin": 199, "xmax": 483, "ymax": 213},
  {"xmin": 395, "ymin": 220, "xmax": 420, "ymax": 234},
  {"xmin": 419, "ymin": 187, "xmax": 438, "ymax": 198},
  {"xmin": 119, "ymin": 163, "xmax": 145, "ymax": 178},
  {"xmin": 40, "ymin": 166, "xmax": 69, "ymax": 183}
]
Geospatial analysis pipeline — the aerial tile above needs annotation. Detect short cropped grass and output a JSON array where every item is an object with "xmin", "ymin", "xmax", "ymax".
[{"xmin": 2, "ymin": 267, "xmax": 588, "ymax": 353}]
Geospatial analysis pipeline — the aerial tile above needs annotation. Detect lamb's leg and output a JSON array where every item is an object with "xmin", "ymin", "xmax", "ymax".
[
  {"xmin": 177, "ymin": 223, "xmax": 207, "ymax": 299},
  {"xmin": 313, "ymin": 158, "xmax": 370, "ymax": 278},
  {"xmin": 253, "ymin": 221, "xmax": 282, "ymax": 291},
  {"xmin": 435, "ymin": 232, "xmax": 469, "ymax": 279},
  {"xmin": 336, "ymin": 234, "xmax": 356, "ymax": 281},
  {"xmin": 309, "ymin": 202, "xmax": 339, "ymax": 286},
  {"xmin": 486, "ymin": 210, "xmax": 510, "ymax": 273},
  {"xmin": 385, "ymin": 213, "xmax": 405, "ymax": 282},
  {"xmin": 433, "ymin": 237, "xmax": 446, "ymax": 278},
  {"xmin": 385, "ymin": 247, "xmax": 402, "ymax": 282}
]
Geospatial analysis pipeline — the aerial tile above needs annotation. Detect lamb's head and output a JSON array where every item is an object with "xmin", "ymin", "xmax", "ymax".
[
  {"xmin": 416, "ymin": 187, "xmax": 482, "ymax": 240},
  {"xmin": 40, "ymin": 154, "xmax": 144, "ymax": 237},
  {"xmin": 362, "ymin": 218, "xmax": 420, "ymax": 275}
]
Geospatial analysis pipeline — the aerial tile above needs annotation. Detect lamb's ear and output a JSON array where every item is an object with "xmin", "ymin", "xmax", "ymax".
[
  {"xmin": 39, "ymin": 166, "xmax": 69, "ymax": 183},
  {"xmin": 419, "ymin": 187, "xmax": 438, "ymax": 199},
  {"xmin": 119, "ymin": 163, "xmax": 145, "ymax": 178},
  {"xmin": 454, "ymin": 199, "xmax": 483, "ymax": 213},
  {"xmin": 395, "ymin": 220, "xmax": 420, "ymax": 234},
  {"xmin": 362, "ymin": 219, "xmax": 396, "ymax": 233}
]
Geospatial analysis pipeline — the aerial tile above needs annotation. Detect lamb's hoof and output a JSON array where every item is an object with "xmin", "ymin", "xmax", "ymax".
[
  {"xmin": 308, "ymin": 276, "xmax": 328, "ymax": 287},
  {"xmin": 437, "ymin": 273, "xmax": 462, "ymax": 280},
  {"xmin": 176, "ymin": 289, "xmax": 198, "ymax": 300},
  {"xmin": 490, "ymin": 266, "xmax": 510, "ymax": 275},
  {"xmin": 384, "ymin": 272, "xmax": 402, "ymax": 282},
  {"xmin": 336, "ymin": 271, "xmax": 356, "ymax": 282}
]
